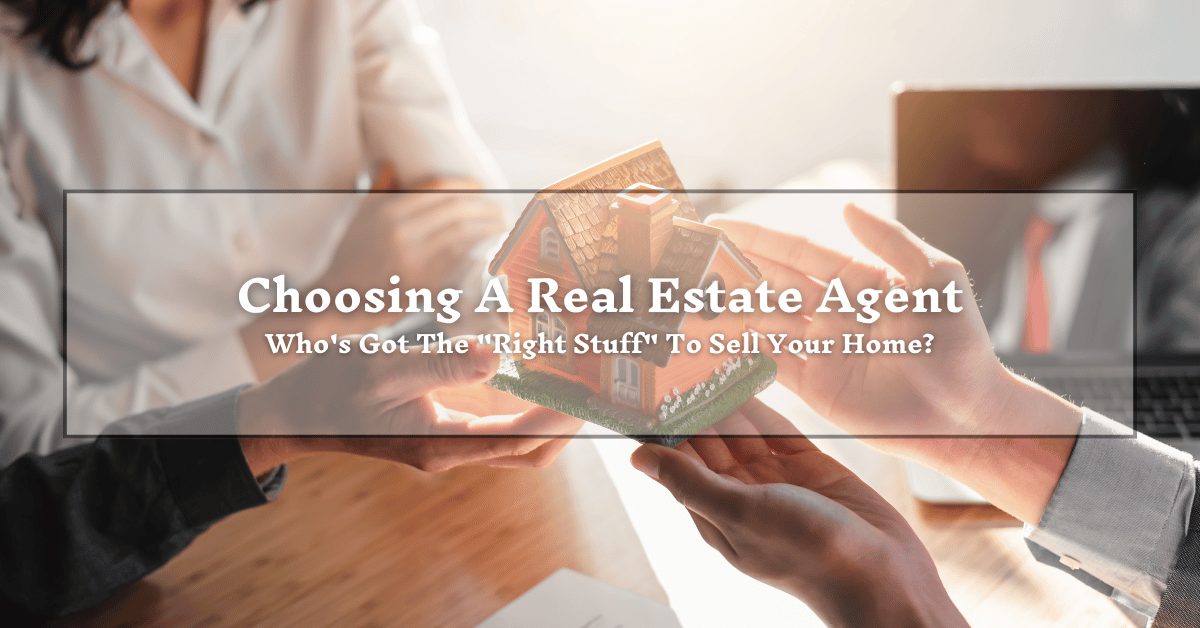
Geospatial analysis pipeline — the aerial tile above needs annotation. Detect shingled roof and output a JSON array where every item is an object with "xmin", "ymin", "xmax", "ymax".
[
  {"xmin": 489, "ymin": 141, "xmax": 762, "ymax": 367},
  {"xmin": 489, "ymin": 140, "xmax": 698, "ymax": 286}
]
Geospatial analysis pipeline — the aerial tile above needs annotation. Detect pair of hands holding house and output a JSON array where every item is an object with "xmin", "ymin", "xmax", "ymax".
[
  {"xmin": 631, "ymin": 204, "xmax": 1082, "ymax": 626},
  {"xmin": 232, "ymin": 198, "xmax": 1078, "ymax": 626}
]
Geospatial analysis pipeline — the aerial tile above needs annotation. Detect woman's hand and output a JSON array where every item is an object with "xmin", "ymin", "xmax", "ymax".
[
  {"xmin": 240, "ymin": 165, "xmax": 509, "ymax": 380},
  {"xmin": 710, "ymin": 205, "xmax": 1081, "ymax": 523},
  {"xmin": 313, "ymin": 166, "xmax": 508, "ymax": 305},
  {"xmin": 711, "ymin": 204, "xmax": 1009, "ymax": 442},
  {"xmin": 236, "ymin": 337, "xmax": 580, "ymax": 475},
  {"xmin": 631, "ymin": 399, "xmax": 966, "ymax": 628}
]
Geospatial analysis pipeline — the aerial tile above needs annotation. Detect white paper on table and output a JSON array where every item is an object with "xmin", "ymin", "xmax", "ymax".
[{"xmin": 477, "ymin": 568, "xmax": 681, "ymax": 628}]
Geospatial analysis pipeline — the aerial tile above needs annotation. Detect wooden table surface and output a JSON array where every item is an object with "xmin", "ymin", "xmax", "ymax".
[{"xmin": 66, "ymin": 436, "xmax": 1137, "ymax": 627}]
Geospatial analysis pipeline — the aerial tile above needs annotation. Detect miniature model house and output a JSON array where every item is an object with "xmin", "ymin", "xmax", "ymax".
[{"xmin": 488, "ymin": 141, "xmax": 775, "ymax": 439}]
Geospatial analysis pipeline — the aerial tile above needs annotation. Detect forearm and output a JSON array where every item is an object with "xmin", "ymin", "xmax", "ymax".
[
  {"xmin": 1, "ymin": 332, "xmax": 261, "ymax": 466},
  {"xmin": 0, "ymin": 390, "xmax": 280, "ymax": 619}
]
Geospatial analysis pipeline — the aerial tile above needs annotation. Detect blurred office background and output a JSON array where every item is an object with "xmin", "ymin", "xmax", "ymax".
[{"xmin": 419, "ymin": 0, "xmax": 1200, "ymax": 205}]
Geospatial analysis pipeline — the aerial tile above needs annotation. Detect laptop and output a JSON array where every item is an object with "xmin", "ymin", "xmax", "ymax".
[{"xmin": 894, "ymin": 87, "xmax": 1200, "ymax": 502}]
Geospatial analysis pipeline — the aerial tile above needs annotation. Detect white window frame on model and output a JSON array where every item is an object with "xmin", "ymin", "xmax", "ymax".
[
  {"xmin": 534, "ymin": 312, "xmax": 567, "ymax": 342},
  {"xmin": 612, "ymin": 357, "xmax": 641, "ymax": 406}
]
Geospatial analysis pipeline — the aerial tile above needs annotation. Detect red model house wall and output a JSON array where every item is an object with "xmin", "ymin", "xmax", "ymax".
[{"xmin": 498, "ymin": 206, "xmax": 602, "ymax": 390}]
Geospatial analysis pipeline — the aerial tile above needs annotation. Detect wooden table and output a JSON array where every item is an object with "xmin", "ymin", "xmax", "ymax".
[
  {"xmin": 65, "ymin": 431, "xmax": 1137, "ymax": 627},
  {"xmin": 66, "ymin": 440, "xmax": 663, "ymax": 627}
]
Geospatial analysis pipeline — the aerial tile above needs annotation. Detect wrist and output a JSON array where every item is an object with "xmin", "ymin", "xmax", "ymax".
[
  {"xmin": 941, "ymin": 369, "xmax": 1082, "ymax": 523},
  {"xmin": 807, "ymin": 561, "xmax": 963, "ymax": 628},
  {"xmin": 236, "ymin": 383, "xmax": 306, "ymax": 475},
  {"xmin": 239, "ymin": 309, "xmax": 329, "ymax": 380}
]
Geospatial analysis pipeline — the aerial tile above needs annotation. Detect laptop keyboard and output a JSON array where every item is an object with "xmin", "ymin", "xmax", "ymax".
[{"xmin": 1019, "ymin": 366, "xmax": 1200, "ymax": 438}]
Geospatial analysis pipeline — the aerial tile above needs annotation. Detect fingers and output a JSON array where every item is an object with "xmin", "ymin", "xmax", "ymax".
[
  {"xmin": 392, "ymin": 406, "xmax": 579, "ymax": 471},
  {"xmin": 453, "ymin": 408, "xmax": 580, "ymax": 467},
  {"xmin": 709, "ymin": 216, "xmax": 852, "ymax": 283},
  {"xmin": 687, "ymin": 429, "xmax": 738, "ymax": 472},
  {"xmin": 711, "ymin": 215, "xmax": 894, "ymax": 310},
  {"xmin": 459, "ymin": 406, "xmax": 583, "ymax": 437},
  {"xmin": 741, "ymin": 263, "xmax": 822, "ymax": 334},
  {"xmin": 737, "ymin": 397, "xmax": 817, "ymax": 455},
  {"xmin": 417, "ymin": 215, "xmax": 508, "ymax": 261},
  {"xmin": 402, "ymin": 198, "xmax": 508, "ymax": 242},
  {"xmin": 748, "ymin": 310, "xmax": 812, "ymax": 340},
  {"xmin": 767, "ymin": 348, "xmax": 807, "ymax": 390},
  {"xmin": 480, "ymin": 436, "xmax": 574, "ymax": 468},
  {"xmin": 843, "ymin": 203, "xmax": 940, "ymax": 281},
  {"xmin": 399, "ymin": 338, "xmax": 499, "ymax": 394},
  {"xmin": 632, "ymin": 444, "xmax": 754, "ymax": 525},
  {"xmin": 713, "ymin": 412, "xmax": 774, "ymax": 463},
  {"xmin": 416, "ymin": 434, "xmax": 549, "ymax": 471}
]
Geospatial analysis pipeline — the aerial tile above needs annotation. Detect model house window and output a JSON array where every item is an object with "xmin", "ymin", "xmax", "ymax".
[
  {"xmin": 612, "ymin": 357, "xmax": 641, "ymax": 406},
  {"xmin": 540, "ymin": 227, "xmax": 561, "ymax": 262},
  {"xmin": 534, "ymin": 312, "xmax": 567, "ymax": 342}
]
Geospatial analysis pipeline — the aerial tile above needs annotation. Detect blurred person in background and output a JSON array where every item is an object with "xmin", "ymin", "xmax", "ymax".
[{"xmin": 0, "ymin": 0, "xmax": 511, "ymax": 463}]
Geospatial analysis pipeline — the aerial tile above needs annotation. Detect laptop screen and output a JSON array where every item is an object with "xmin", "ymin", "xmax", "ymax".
[{"xmin": 895, "ymin": 88, "xmax": 1200, "ymax": 359}]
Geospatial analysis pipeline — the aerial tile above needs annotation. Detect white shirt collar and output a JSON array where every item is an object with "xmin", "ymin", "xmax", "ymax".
[{"xmin": 78, "ymin": 0, "xmax": 270, "ymax": 135}]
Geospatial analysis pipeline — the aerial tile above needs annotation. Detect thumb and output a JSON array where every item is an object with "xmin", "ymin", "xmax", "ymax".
[
  {"xmin": 632, "ymin": 444, "xmax": 752, "ymax": 527},
  {"xmin": 403, "ymin": 337, "xmax": 499, "ymax": 394},
  {"xmin": 843, "ymin": 202, "xmax": 936, "ymax": 280}
]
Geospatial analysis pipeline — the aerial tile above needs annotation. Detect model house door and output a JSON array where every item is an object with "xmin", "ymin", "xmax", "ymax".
[{"xmin": 612, "ymin": 357, "xmax": 641, "ymax": 406}]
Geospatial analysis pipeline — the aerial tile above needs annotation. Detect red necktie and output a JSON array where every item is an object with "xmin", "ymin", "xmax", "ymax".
[{"xmin": 1021, "ymin": 215, "xmax": 1057, "ymax": 353}]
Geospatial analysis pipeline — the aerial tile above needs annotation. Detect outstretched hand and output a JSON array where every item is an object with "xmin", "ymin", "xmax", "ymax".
[
  {"xmin": 237, "ymin": 337, "xmax": 581, "ymax": 475},
  {"xmin": 710, "ymin": 204, "xmax": 1006, "ymax": 444},
  {"xmin": 631, "ymin": 399, "xmax": 966, "ymax": 627},
  {"xmin": 707, "ymin": 204, "xmax": 1082, "ymax": 518}
]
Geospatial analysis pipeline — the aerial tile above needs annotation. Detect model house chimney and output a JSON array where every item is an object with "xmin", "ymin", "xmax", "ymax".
[{"xmin": 612, "ymin": 182, "xmax": 677, "ymax": 271}]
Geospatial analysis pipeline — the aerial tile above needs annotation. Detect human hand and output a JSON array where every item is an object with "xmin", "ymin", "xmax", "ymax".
[
  {"xmin": 709, "ymin": 205, "xmax": 1080, "ymax": 522},
  {"xmin": 631, "ymin": 399, "xmax": 966, "ymax": 628},
  {"xmin": 711, "ymin": 204, "xmax": 1005, "ymax": 441},
  {"xmin": 240, "ymin": 165, "xmax": 509, "ymax": 379},
  {"xmin": 236, "ymin": 337, "xmax": 581, "ymax": 475},
  {"xmin": 311, "ymin": 165, "xmax": 508, "ymax": 326}
]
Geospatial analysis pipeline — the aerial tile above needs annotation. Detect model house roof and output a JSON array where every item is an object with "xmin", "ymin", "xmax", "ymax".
[
  {"xmin": 489, "ymin": 141, "xmax": 762, "ymax": 367},
  {"xmin": 489, "ymin": 141, "xmax": 698, "ymax": 285}
]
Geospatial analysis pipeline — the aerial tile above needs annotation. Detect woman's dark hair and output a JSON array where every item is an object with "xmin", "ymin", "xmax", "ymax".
[
  {"xmin": 1, "ymin": 0, "xmax": 265, "ymax": 70},
  {"xmin": 1, "ymin": 0, "xmax": 115, "ymax": 70}
]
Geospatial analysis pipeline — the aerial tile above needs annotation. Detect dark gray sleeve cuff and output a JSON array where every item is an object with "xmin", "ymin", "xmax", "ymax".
[{"xmin": 104, "ymin": 386, "xmax": 286, "ymax": 527}]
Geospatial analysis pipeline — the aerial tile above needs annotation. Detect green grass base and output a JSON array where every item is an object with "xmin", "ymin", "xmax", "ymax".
[{"xmin": 487, "ymin": 354, "xmax": 777, "ymax": 447}]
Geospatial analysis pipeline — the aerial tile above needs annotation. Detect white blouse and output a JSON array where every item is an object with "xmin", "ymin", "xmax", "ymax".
[{"xmin": 0, "ymin": 0, "xmax": 500, "ymax": 463}]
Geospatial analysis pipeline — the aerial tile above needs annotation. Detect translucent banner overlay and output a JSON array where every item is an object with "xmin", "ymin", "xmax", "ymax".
[{"xmin": 62, "ymin": 190, "xmax": 1157, "ymax": 440}]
